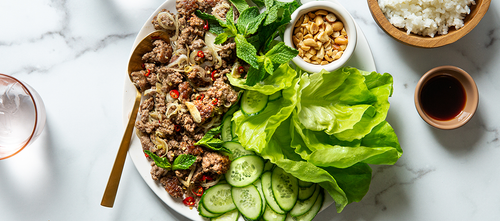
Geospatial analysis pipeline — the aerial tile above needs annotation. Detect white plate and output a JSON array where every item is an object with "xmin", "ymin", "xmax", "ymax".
[{"xmin": 122, "ymin": 0, "xmax": 376, "ymax": 220}]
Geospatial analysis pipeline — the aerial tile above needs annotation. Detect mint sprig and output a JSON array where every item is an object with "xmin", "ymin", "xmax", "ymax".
[
  {"xmin": 145, "ymin": 150, "xmax": 197, "ymax": 170},
  {"xmin": 195, "ymin": 0, "xmax": 301, "ymax": 86}
]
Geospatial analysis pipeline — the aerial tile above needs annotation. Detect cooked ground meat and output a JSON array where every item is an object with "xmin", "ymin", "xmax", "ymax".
[{"xmin": 135, "ymin": 0, "xmax": 239, "ymax": 201}]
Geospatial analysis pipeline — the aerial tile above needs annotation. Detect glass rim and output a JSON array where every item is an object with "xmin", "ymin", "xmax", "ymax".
[{"xmin": 0, "ymin": 73, "xmax": 40, "ymax": 160}]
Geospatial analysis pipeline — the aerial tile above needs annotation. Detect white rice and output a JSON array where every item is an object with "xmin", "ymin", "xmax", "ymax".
[{"xmin": 378, "ymin": 0, "xmax": 476, "ymax": 37}]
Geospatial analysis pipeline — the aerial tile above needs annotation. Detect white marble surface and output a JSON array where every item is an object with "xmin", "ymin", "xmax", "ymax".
[{"xmin": 1, "ymin": 0, "xmax": 499, "ymax": 220}]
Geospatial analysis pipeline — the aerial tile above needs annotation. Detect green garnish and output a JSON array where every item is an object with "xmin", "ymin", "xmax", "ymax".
[
  {"xmin": 194, "ymin": 125, "xmax": 232, "ymax": 154},
  {"xmin": 145, "ymin": 150, "xmax": 196, "ymax": 170},
  {"xmin": 195, "ymin": 0, "xmax": 301, "ymax": 86}
]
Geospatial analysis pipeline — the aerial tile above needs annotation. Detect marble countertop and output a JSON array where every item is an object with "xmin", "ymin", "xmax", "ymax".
[{"xmin": 1, "ymin": 0, "xmax": 499, "ymax": 220}]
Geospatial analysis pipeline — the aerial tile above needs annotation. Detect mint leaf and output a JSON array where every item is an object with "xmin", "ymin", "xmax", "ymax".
[
  {"xmin": 229, "ymin": 0, "xmax": 249, "ymax": 14},
  {"xmin": 237, "ymin": 7, "xmax": 266, "ymax": 37},
  {"xmin": 145, "ymin": 150, "xmax": 172, "ymax": 170},
  {"xmin": 265, "ymin": 42, "xmax": 298, "ymax": 64},
  {"xmin": 172, "ymin": 154, "xmax": 197, "ymax": 170},
  {"xmin": 194, "ymin": 125, "xmax": 232, "ymax": 153},
  {"xmin": 194, "ymin": 11, "xmax": 225, "ymax": 34},
  {"xmin": 245, "ymin": 64, "xmax": 267, "ymax": 86},
  {"xmin": 235, "ymin": 34, "xmax": 259, "ymax": 69},
  {"xmin": 215, "ymin": 30, "xmax": 233, "ymax": 45},
  {"xmin": 264, "ymin": 5, "xmax": 279, "ymax": 26},
  {"xmin": 251, "ymin": 0, "xmax": 265, "ymax": 7}
]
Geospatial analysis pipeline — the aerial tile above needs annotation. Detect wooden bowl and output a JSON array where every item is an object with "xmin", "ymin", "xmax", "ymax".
[{"xmin": 367, "ymin": 0, "xmax": 491, "ymax": 48}]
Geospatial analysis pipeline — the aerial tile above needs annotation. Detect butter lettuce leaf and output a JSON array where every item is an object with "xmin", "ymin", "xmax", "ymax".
[
  {"xmin": 231, "ymin": 66, "xmax": 402, "ymax": 213},
  {"xmin": 227, "ymin": 63, "xmax": 297, "ymax": 95},
  {"xmin": 297, "ymin": 67, "xmax": 393, "ymax": 141}
]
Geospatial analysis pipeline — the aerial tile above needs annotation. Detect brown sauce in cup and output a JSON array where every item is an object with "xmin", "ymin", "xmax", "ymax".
[{"xmin": 420, "ymin": 75, "xmax": 466, "ymax": 121}]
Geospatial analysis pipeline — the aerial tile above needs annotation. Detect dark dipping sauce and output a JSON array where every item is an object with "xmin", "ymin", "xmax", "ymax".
[{"xmin": 420, "ymin": 75, "xmax": 466, "ymax": 121}]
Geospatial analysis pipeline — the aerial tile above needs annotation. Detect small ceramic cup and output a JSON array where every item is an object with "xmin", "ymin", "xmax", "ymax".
[
  {"xmin": 414, "ymin": 66, "xmax": 478, "ymax": 130},
  {"xmin": 283, "ymin": 1, "xmax": 357, "ymax": 73}
]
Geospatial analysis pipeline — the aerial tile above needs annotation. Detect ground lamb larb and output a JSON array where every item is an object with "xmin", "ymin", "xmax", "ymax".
[{"xmin": 132, "ymin": 0, "xmax": 240, "ymax": 206}]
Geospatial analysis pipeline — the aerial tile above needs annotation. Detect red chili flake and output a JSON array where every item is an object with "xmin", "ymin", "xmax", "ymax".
[
  {"xmin": 203, "ymin": 20, "xmax": 209, "ymax": 30},
  {"xmin": 192, "ymin": 186, "xmax": 204, "ymax": 197},
  {"xmin": 238, "ymin": 66, "xmax": 245, "ymax": 73},
  {"xmin": 144, "ymin": 69, "xmax": 151, "ymax": 77},
  {"xmin": 211, "ymin": 70, "xmax": 218, "ymax": 81},
  {"xmin": 197, "ymin": 50, "xmax": 204, "ymax": 58},
  {"xmin": 196, "ymin": 94, "xmax": 205, "ymax": 101},
  {"xmin": 144, "ymin": 152, "xmax": 149, "ymax": 158},
  {"xmin": 170, "ymin": 89, "xmax": 179, "ymax": 99},
  {"xmin": 174, "ymin": 124, "xmax": 181, "ymax": 132},
  {"xmin": 183, "ymin": 197, "xmax": 195, "ymax": 207},
  {"xmin": 212, "ymin": 98, "xmax": 218, "ymax": 106},
  {"xmin": 201, "ymin": 174, "xmax": 213, "ymax": 182}
]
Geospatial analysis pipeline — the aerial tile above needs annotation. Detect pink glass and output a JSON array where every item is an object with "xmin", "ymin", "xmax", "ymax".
[{"xmin": 0, "ymin": 74, "xmax": 46, "ymax": 160}]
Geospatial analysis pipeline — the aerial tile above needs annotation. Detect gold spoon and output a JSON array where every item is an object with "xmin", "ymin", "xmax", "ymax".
[{"xmin": 101, "ymin": 30, "xmax": 170, "ymax": 207}]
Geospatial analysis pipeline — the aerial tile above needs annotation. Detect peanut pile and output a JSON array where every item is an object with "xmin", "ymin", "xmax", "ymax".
[{"xmin": 292, "ymin": 10, "xmax": 348, "ymax": 65}]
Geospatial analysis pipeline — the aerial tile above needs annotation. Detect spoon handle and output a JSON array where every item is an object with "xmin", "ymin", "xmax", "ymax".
[{"xmin": 101, "ymin": 90, "xmax": 142, "ymax": 207}]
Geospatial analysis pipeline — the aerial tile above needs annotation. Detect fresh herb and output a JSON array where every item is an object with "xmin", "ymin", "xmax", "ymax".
[
  {"xmin": 194, "ymin": 125, "xmax": 232, "ymax": 153},
  {"xmin": 144, "ymin": 150, "xmax": 196, "ymax": 170},
  {"xmin": 195, "ymin": 0, "xmax": 301, "ymax": 86}
]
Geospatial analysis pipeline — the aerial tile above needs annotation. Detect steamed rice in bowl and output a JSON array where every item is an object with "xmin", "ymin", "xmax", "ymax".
[{"xmin": 379, "ymin": 0, "xmax": 476, "ymax": 37}]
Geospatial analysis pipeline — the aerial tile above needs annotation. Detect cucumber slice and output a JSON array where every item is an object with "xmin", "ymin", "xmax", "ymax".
[
  {"xmin": 223, "ymin": 141, "xmax": 254, "ymax": 161},
  {"xmin": 298, "ymin": 184, "xmax": 317, "ymax": 200},
  {"xmin": 202, "ymin": 184, "xmax": 236, "ymax": 214},
  {"xmin": 231, "ymin": 185, "xmax": 263, "ymax": 220},
  {"xmin": 261, "ymin": 171, "xmax": 285, "ymax": 215},
  {"xmin": 262, "ymin": 205, "xmax": 286, "ymax": 221},
  {"xmin": 221, "ymin": 105, "xmax": 239, "ymax": 141},
  {"xmin": 199, "ymin": 202, "xmax": 222, "ymax": 218},
  {"xmin": 268, "ymin": 90, "xmax": 282, "ymax": 101},
  {"xmin": 289, "ymin": 185, "xmax": 320, "ymax": 217},
  {"xmin": 271, "ymin": 167, "xmax": 298, "ymax": 212},
  {"xmin": 231, "ymin": 120, "xmax": 238, "ymax": 139},
  {"xmin": 286, "ymin": 189, "xmax": 324, "ymax": 221},
  {"xmin": 253, "ymin": 179, "xmax": 267, "ymax": 217},
  {"xmin": 225, "ymin": 155, "xmax": 265, "ymax": 187},
  {"xmin": 240, "ymin": 90, "xmax": 268, "ymax": 116},
  {"xmin": 298, "ymin": 180, "xmax": 314, "ymax": 188},
  {"xmin": 221, "ymin": 116, "xmax": 233, "ymax": 141},
  {"xmin": 211, "ymin": 209, "xmax": 240, "ymax": 221}
]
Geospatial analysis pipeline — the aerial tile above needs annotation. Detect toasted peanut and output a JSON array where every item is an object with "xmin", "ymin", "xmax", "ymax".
[
  {"xmin": 310, "ymin": 22, "xmax": 319, "ymax": 35},
  {"xmin": 303, "ymin": 14, "xmax": 310, "ymax": 23},
  {"xmin": 308, "ymin": 12, "xmax": 316, "ymax": 19},
  {"xmin": 332, "ymin": 21, "xmax": 344, "ymax": 32},
  {"xmin": 309, "ymin": 47, "xmax": 317, "ymax": 55},
  {"xmin": 296, "ymin": 32, "xmax": 303, "ymax": 41},
  {"xmin": 339, "ymin": 44, "xmax": 347, "ymax": 51},
  {"xmin": 315, "ymin": 10, "xmax": 328, "ymax": 16},
  {"xmin": 325, "ymin": 13, "xmax": 336, "ymax": 22},
  {"xmin": 325, "ymin": 23, "xmax": 333, "ymax": 36},
  {"xmin": 298, "ymin": 48, "xmax": 304, "ymax": 57},
  {"xmin": 325, "ymin": 54, "xmax": 333, "ymax": 62},
  {"xmin": 326, "ymin": 49, "xmax": 333, "ymax": 57},
  {"xmin": 305, "ymin": 52, "xmax": 314, "ymax": 59},
  {"xmin": 335, "ymin": 36, "xmax": 348, "ymax": 45},
  {"xmin": 300, "ymin": 44, "xmax": 311, "ymax": 51},
  {"xmin": 321, "ymin": 61, "xmax": 329, "ymax": 65},
  {"xmin": 304, "ymin": 33, "xmax": 313, "ymax": 39},
  {"xmin": 294, "ymin": 27, "xmax": 301, "ymax": 34},
  {"xmin": 333, "ymin": 51, "xmax": 343, "ymax": 60},
  {"xmin": 316, "ymin": 47, "xmax": 325, "ymax": 60},
  {"xmin": 293, "ymin": 36, "xmax": 300, "ymax": 46},
  {"xmin": 317, "ymin": 31, "xmax": 329, "ymax": 43},
  {"xmin": 332, "ymin": 31, "xmax": 340, "ymax": 38},
  {"xmin": 315, "ymin": 41, "xmax": 322, "ymax": 50},
  {"xmin": 341, "ymin": 28, "xmax": 347, "ymax": 36},
  {"xmin": 303, "ymin": 57, "xmax": 311, "ymax": 63},
  {"xmin": 314, "ymin": 16, "xmax": 324, "ymax": 26},
  {"xmin": 295, "ymin": 16, "xmax": 304, "ymax": 27},
  {"xmin": 303, "ymin": 38, "xmax": 317, "ymax": 47}
]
